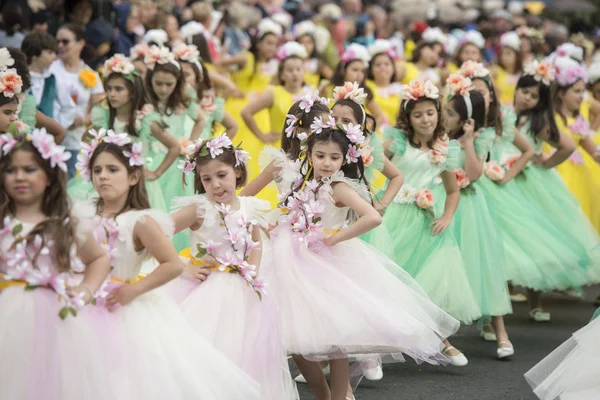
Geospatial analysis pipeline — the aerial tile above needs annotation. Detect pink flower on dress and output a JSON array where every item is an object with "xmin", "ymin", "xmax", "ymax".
[
  {"xmin": 568, "ymin": 116, "xmax": 591, "ymax": 137},
  {"xmin": 484, "ymin": 161, "xmax": 506, "ymax": 181},
  {"xmin": 252, "ymin": 279, "xmax": 267, "ymax": 296},
  {"xmin": 415, "ymin": 189, "xmax": 435, "ymax": 209},
  {"xmin": 569, "ymin": 150, "xmax": 585, "ymax": 165},
  {"xmin": 200, "ymin": 240, "xmax": 221, "ymax": 256},
  {"xmin": 304, "ymin": 199, "xmax": 325, "ymax": 218},
  {"xmin": 503, "ymin": 156, "xmax": 520, "ymax": 170},
  {"xmin": 455, "ymin": 169, "xmax": 470, "ymax": 188}
]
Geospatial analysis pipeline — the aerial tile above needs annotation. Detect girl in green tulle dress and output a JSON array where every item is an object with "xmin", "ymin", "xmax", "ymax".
[
  {"xmin": 68, "ymin": 54, "xmax": 179, "ymax": 213},
  {"xmin": 439, "ymin": 73, "xmax": 513, "ymax": 359},
  {"xmin": 369, "ymin": 80, "xmax": 475, "ymax": 366}
]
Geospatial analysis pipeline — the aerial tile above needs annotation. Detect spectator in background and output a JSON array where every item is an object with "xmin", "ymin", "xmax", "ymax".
[
  {"xmin": 65, "ymin": 0, "xmax": 94, "ymax": 28},
  {"xmin": 0, "ymin": 3, "xmax": 27, "ymax": 48},
  {"xmin": 318, "ymin": 3, "xmax": 343, "ymax": 62},
  {"xmin": 21, "ymin": 31, "xmax": 58, "ymax": 118},
  {"xmin": 30, "ymin": 10, "xmax": 51, "ymax": 33},
  {"xmin": 83, "ymin": 19, "xmax": 115, "ymax": 72},
  {"xmin": 113, "ymin": 3, "xmax": 143, "ymax": 56}
]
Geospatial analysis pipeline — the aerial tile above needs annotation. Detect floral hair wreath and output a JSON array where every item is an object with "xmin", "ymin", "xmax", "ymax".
[
  {"xmin": 309, "ymin": 116, "xmax": 365, "ymax": 164},
  {"xmin": 285, "ymin": 91, "xmax": 331, "ymax": 141},
  {"xmin": 104, "ymin": 54, "xmax": 139, "ymax": 81},
  {"xmin": 144, "ymin": 45, "xmax": 181, "ymax": 71},
  {"xmin": 276, "ymin": 41, "xmax": 308, "ymax": 62},
  {"xmin": 368, "ymin": 39, "xmax": 397, "ymax": 59},
  {"xmin": 257, "ymin": 18, "xmax": 283, "ymax": 40},
  {"xmin": 333, "ymin": 81, "xmax": 368, "ymax": 123},
  {"xmin": 76, "ymin": 128, "xmax": 144, "ymax": 182},
  {"xmin": 553, "ymin": 56, "xmax": 588, "ymax": 87},
  {"xmin": 340, "ymin": 43, "xmax": 371, "ymax": 68},
  {"xmin": 129, "ymin": 43, "xmax": 150, "ymax": 61},
  {"xmin": 458, "ymin": 60, "xmax": 490, "ymax": 80},
  {"xmin": 173, "ymin": 43, "xmax": 202, "ymax": 71},
  {"xmin": 523, "ymin": 60, "xmax": 554, "ymax": 86},
  {"xmin": 0, "ymin": 68, "xmax": 23, "ymax": 98},
  {"xmin": 402, "ymin": 80, "xmax": 440, "ymax": 110},
  {"xmin": 179, "ymin": 134, "xmax": 250, "ymax": 175},
  {"xmin": 446, "ymin": 73, "xmax": 474, "ymax": 118},
  {"xmin": 0, "ymin": 129, "xmax": 71, "ymax": 172}
]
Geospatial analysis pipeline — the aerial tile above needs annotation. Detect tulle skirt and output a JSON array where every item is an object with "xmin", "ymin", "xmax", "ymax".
[
  {"xmin": 165, "ymin": 271, "xmax": 298, "ymax": 400},
  {"xmin": 266, "ymin": 226, "xmax": 460, "ymax": 365},
  {"xmin": 525, "ymin": 317, "xmax": 600, "ymax": 400},
  {"xmin": 82, "ymin": 284, "xmax": 260, "ymax": 400}
]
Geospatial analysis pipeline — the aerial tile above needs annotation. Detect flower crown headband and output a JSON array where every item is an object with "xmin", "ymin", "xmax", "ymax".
[
  {"xmin": 341, "ymin": 43, "xmax": 371, "ymax": 68},
  {"xmin": 144, "ymin": 45, "xmax": 181, "ymax": 71},
  {"xmin": 523, "ymin": 60, "xmax": 554, "ymax": 86},
  {"xmin": 0, "ymin": 129, "xmax": 71, "ymax": 172},
  {"xmin": 402, "ymin": 80, "xmax": 440, "ymax": 111},
  {"xmin": 553, "ymin": 57, "xmax": 588, "ymax": 87},
  {"xmin": 332, "ymin": 82, "xmax": 368, "ymax": 124},
  {"xmin": 309, "ymin": 116, "xmax": 365, "ymax": 164},
  {"xmin": 446, "ymin": 73, "xmax": 474, "ymax": 118},
  {"xmin": 285, "ymin": 91, "xmax": 331, "ymax": 141},
  {"xmin": 368, "ymin": 39, "xmax": 397, "ymax": 59},
  {"xmin": 0, "ymin": 68, "xmax": 23, "ymax": 98},
  {"xmin": 129, "ymin": 43, "xmax": 149, "ymax": 61},
  {"xmin": 173, "ymin": 43, "xmax": 202, "ymax": 72},
  {"xmin": 276, "ymin": 41, "xmax": 308, "ymax": 62},
  {"xmin": 104, "ymin": 54, "xmax": 139, "ymax": 81},
  {"xmin": 75, "ymin": 128, "xmax": 144, "ymax": 182},
  {"xmin": 179, "ymin": 134, "xmax": 250, "ymax": 175}
]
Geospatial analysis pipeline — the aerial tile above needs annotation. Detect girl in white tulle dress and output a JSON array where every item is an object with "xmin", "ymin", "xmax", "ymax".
[
  {"xmin": 0, "ymin": 128, "xmax": 113, "ymax": 399},
  {"xmin": 166, "ymin": 134, "xmax": 298, "ymax": 400},
  {"xmin": 76, "ymin": 129, "xmax": 260, "ymax": 399},
  {"xmin": 265, "ymin": 120, "xmax": 460, "ymax": 400}
]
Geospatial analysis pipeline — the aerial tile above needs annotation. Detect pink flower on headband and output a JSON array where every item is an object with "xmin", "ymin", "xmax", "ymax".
[
  {"xmin": 285, "ymin": 114, "xmax": 299, "ymax": 138},
  {"xmin": 555, "ymin": 64, "xmax": 588, "ymax": 87},
  {"xmin": 299, "ymin": 90, "xmax": 330, "ymax": 113},
  {"xmin": 332, "ymin": 81, "xmax": 368, "ymax": 104},
  {"xmin": 524, "ymin": 60, "xmax": 554, "ymax": 86},
  {"xmin": 123, "ymin": 143, "xmax": 144, "ymax": 166},
  {"xmin": 130, "ymin": 43, "xmax": 150, "ymax": 61},
  {"xmin": 446, "ymin": 74, "xmax": 473, "ymax": 97},
  {"xmin": 458, "ymin": 60, "xmax": 489, "ymax": 79},
  {"xmin": 206, "ymin": 134, "xmax": 233, "ymax": 158},
  {"xmin": 0, "ymin": 133, "xmax": 17, "ymax": 155},
  {"xmin": 0, "ymin": 68, "xmax": 23, "ymax": 98},
  {"xmin": 144, "ymin": 46, "xmax": 179, "ymax": 70},
  {"xmin": 104, "ymin": 54, "xmax": 135, "ymax": 76},
  {"xmin": 234, "ymin": 149, "xmax": 250, "ymax": 166},
  {"xmin": 403, "ymin": 80, "xmax": 439, "ymax": 101}
]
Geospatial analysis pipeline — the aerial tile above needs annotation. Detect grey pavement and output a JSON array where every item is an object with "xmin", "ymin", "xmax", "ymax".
[{"xmin": 291, "ymin": 286, "xmax": 599, "ymax": 400}]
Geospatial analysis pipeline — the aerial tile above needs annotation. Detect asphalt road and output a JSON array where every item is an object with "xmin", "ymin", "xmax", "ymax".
[{"xmin": 291, "ymin": 286, "xmax": 599, "ymax": 400}]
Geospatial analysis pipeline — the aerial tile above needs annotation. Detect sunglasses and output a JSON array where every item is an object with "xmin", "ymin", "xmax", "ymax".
[{"xmin": 57, "ymin": 39, "xmax": 72, "ymax": 46}]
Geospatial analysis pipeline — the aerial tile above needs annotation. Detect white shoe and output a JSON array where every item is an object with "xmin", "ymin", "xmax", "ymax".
[
  {"xmin": 443, "ymin": 346, "xmax": 468, "ymax": 367},
  {"xmin": 529, "ymin": 308, "xmax": 551, "ymax": 322},
  {"xmin": 294, "ymin": 364, "xmax": 331, "ymax": 383},
  {"xmin": 480, "ymin": 323, "xmax": 497, "ymax": 342},
  {"xmin": 363, "ymin": 365, "xmax": 383, "ymax": 381},
  {"xmin": 497, "ymin": 341, "xmax": 514, "ymax": 359},
  {"xmin": 510, "ymin": 293, "xmax": 528, "ymax": 302}
]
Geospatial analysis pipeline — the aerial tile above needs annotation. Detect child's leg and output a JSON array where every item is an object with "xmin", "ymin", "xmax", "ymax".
[
  {"xmin": 292, "ymin": 354, "xmax": 331, "ymax": 400},
  {"xmin": 329, "ymin": 358, "xmax": 350, "ymax": 400}
]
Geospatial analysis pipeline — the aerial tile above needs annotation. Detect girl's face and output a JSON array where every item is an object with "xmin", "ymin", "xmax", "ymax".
[
  {"xmin": 310, "ymin": 140, "xmax": 344, "ymax": 180},
  {"xmin": 459, "ymin": 44, "xmax": 481, "ymax": 63},
  {"xmin": 133, "ymin": 60, "xmax": 147, "ymax": 80},
  {"xmin": 56, "ymin": 28, "xmax": 83, "ymax": 61},
  {"xmin": 371, "ymin": 54, "xmax": 394, "ymax": 84},
  {"xmin": 332, "ymin": 104, "xmax": 358, "ymax": 126},
  {"xmin": 520, "ymin": 38, "xmax": 532, "ymax": 54},
  {"xmin": 500, "ymin": 47, "xmax": 517, "ymax": 70},
  {"xmin": 37, "ymin": 49, "xmax": 57, "ymax": 70},
  {"xmin": 201, "ymin": 89, "xmax": 215, "ymax": 107},
  {"xmin": 298, "ymin": 34, "xmax": 315, "ymax": 57},
  {"xmin": 4, "ymin": 150, "xmax": 49, "ymax": 207},
  {"xmin": 409, "ymin": 101, "xmax": 438, "ymax": 136},
  {"xmin": 560, "ymin": 80, "xmax": 586, "ymax": 113},
  {"xmin": 514, "ymin": 85, "xmax": 540, "ymax": 113},
  {"xmin": 421, "ymin": 45, "xmax": 438, "ymax": 67},
  {"xmin": 257, "ymin": 34, "xmax": 279, "ymax": 60},
  {"xmin": 281, "ymin": 58, "xmax": 304, "ymax": 87},
  {"xmin": 92, "ymin": 151, "xmax": 139, "ymax": 204},
  {"xmin": 592, "ymin": 82, "xmax": 600, "ymax": 102},
  {"xmin": 444, "ymin": 100, "xmax": 462, "ymax": 135},
  {"xmin": 198, "ymin": 159, "xmax": 239, "ymax": 205},
  {"xmin": 181, "ymin": 62, "xmax": 198, "ymax": 91},
  {"xmin": 151, "ymin": 70, "xmax": 178, "ymax": 103},
  {"xmin": 106, "ymin": 77, "xmax": 131, "ymax": 110},
  {"xmin": 344, "ymin": 60, "xmax": 366, "ymax": 84},
  {"xmin": 0, "ymin": 102, "xmax": 19, "ymax": 132},
  {"xmin": 472, "ymin": 79, "xmax": 491, "ymax": 112}
]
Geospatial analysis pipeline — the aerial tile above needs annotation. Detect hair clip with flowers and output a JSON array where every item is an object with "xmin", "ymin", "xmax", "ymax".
[
  {"xmin": 173, "ymin": 43, "xmax": 202, "ymax": 71},
  {"xmin": 276, "ymin": 41, "xmax": 308, "ymax": 62},
  {"xmin": 144, "ymin": 45, "xmax": 180, "ymax": 70},
  {"xmin": 0, "ymin": 47, "xmax": 15, "ymax": 71},
  {"xmin": 104, "ymin": 54, "xmax": 139, "ymax": 81},
  {"xmin": 0, "ymin": 129, "xmax": 71, "ymax": 172},
  {"xmin": 310, "ymin": 116, "xmax": 365, "ymax": 164},
  {"xmin": 76, "ymin": 128, "xmax": 144, "ymax": 182},
  {"xmin": 446, "ymin": 73, "xmax": 474, "ymax": 118},
  {"xmin": 179, "ymin": 134, "xmax": 250, "ymax": 175},
  {"xmin": 402, "ymin": 80, "xmax": 440, "ymax": 110},
  {"xmin": 0, "ymin": 68, "xmax": 23, "ymax": 98},
  {"xmin": 523, "ymin": 60, "xmax": 554, "ymax": 86}
]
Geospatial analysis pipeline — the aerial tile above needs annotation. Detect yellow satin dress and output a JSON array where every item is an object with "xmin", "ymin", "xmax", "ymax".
[
  {"xmin": 304, "ymin": 58, "xmax": 321, "ymax": 88},
  {"xmin": 493, "ymin": 66, "xmax": 520, "ymax": 107}
]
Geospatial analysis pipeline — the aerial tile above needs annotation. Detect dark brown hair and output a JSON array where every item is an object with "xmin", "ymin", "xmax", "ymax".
[
  {"xmin": 145, "ymin": 62, "xmax": 190, "ymax": 114},
  {"xmin": 89, "ymin": 141, "xmax": 151, "ymax": 216},
  {"xmin": 105, "ymin": 73, "xmax": 146, "ymax": 137},
  {"xmin": 0, "ymin": 140, "xmax": 77, "ymax": 273},
  {"xmin": 21, "ymin": 31, "xmax": 58, "ymax": 64},
  {"xmin": 332, "ymin": 98, "xmax": 377, "ymax": 134},
  {"xmin": 277, "ymin": 56, "xmax": 305, "ymax": 86},
  {"xmin": 397, "ymin": 98, "xmax": 446, "ymax": 149},
  {"xmin": 454, "ymin": 43, "xmax": 484, "ymax": 67},
  {"xmin": 473, "ymin": 77, "xmax": 503, "ymax": 136},
  {"xmin": 331, "ymin": 60, "xmax": 374, "ymax": 101},
  {"xmin": 0, "ymin": 95, "xmax": 19, "ymax": 108},
  {"xmin": 367, "ymin": 52, "xmax": 397, "ymax": 83},
  {"xmin": 412, "ymin": 42, "xmax": 435, "ymax": 65},
  {"xmin": 281, "ymin": 100, "xmax": 330, "ymax": 159},
  {"xmin": 192, "ymin": 147, "xmax": 248, "ymax": 194},
  {"xmin": 499, "ymin": 46, "xmax": 523, "ymax": 74},
  {"xmin": 6, "ymin": 47, "xmax": 31, "ymax": 91}
]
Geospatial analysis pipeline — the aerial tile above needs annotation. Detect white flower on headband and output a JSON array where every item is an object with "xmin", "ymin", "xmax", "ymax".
[
  {"xmin": 0, "ymin": 133, "xmax": 18, "ymax": 155},
  {"xmin": 402, "ymin": 80, "xmax": 440, "ymax": 101},
  {"xmin": 129, "ymin": 43, "xmax": 149, "ymax": 61},
  {"xmin": 180, "ymin": 134, "xmax": 250, "ymax": 175},
  {"xmin": 310, "ymin": 115, "xmax": 335, "ymax": 135},
  {"xmin": 458, "ymin": 60, "xmax": 489, "ymax": 79},
  {"xmin": 524, "ymin": 60, "xmax": 554, "ymax": 86},
  {"xmin": 257, "ymin": 18, "xmax": 283, "ymax": 39},
  {"xmin": 180, "ymin": 21, "xmax": 209, "ymax": 43},
  {"xmin": 123, "ymin": 143, "xmax": 144, "ymax": 167},
  {"xmin": 173, "ymin": 43, "xmax": 201, "ymax": 67},
  {"xmin": 368, "ymin": 39, "xmax": 397, "ymax": 58},
  {"xmin": 0, "ymin": 48, "xmax": 15, "ymax": 70},
  {"xmin": 144, "ymin": 46, "xmax": 179, "ymax": 70},
  {"xmin": 460, "ymin": 31, "xmax": 485, "ymax": 50},
  {"xmin": 422, "ymin": 27, "xmax": 447, "ymax": 45},
  {"xmin": 0, "ymin": 68, "xmax": 23, "ymax": 98},
  {"xmin": 143, "ymin": 29, "xmax": 169, "ymax": 46},
  {"xmin": 553, "ymin": 56, "xmax": 588, "ymax": 87},
  {"xmin": 341, "ymin": 43, "xmax": 371, "ymax": 68},
  {"xmin": 276, "ymin": 41, "xmax": 308, "ymax": 62},
  {"xmin": 446, "ymin": 73, "xmax": 473, "ymax": 97},
  {"xmin": 299, "ymin": 90, "xmax": 329, "ymax": 113},
  {"xmin": 0, "ymin": 129, "xmax": 71, "ymax": 172},
  {"xmin": 104, "ymin": 54, "xmax": 136, "ymax": 76},
  {"xmin": 294, "ymin": 20, "xmax": 316, "ymax": 40},
  {"xmin": 500, "ymin": 31, "xmax": 520, "ymax": 53},
  {"xmin": 207, "ymin": 135, "xmax": 233, "ymax": 158},
  {"xmin": 234, "ymin": 149, "xmax": 250, "ymax": 167},
  {"xmin": 333, "ymin": 81, "xmax": 368, "ymax": 104},
  {"xmin": 285, "ymin": 114, "xmax": 299, "ymax": 138}
]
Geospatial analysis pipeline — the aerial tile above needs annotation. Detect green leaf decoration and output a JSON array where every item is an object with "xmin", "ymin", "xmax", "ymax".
[
  {"xmin": 256, "ymin": 291, "xmax": 262, "ymax": 301},
  {"xmin": 24, "ymin": 285, "xmax": 40, "ymax": 291},
  {"xmin": 7, "ymin": 123, "xmax": 19, "ymax": 135},
  {"xmin": 69, "ymin": 307, "xmax": 77, "ymax": 317},
  {"xmin": 12, "ymin": 223, "xmax": 23, "ymax": 235},
  {"xmin": 194, "ymin": 244, "xmax": 207, "ymax": 259},
  {"xmin": 59, "ymin": 307, "xmax": 69, "ymax": 320},
  {"xmin": 313, "ymin": 217, "xmax": 322, "ymax": 224}
]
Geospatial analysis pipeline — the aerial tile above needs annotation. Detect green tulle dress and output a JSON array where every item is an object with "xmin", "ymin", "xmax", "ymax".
[
  {"xmin": 367, "ymin": 128, "xmax": 481, "ymax": 324},
  {"xmin": 18, "ymin": 93, "xmax": 37, "ymax": 131}
]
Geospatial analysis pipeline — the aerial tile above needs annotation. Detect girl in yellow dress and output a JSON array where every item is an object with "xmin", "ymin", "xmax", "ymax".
[
  {"xmin": 447, "ymin": 30, "xmax": 486, "ymax": 75},
  {"xmin": 319, "ymin": 43, "xmax": 386, "ymax": 128},
  {"xmin": 398, "ymin": 42, "xmax": 442, "ymax": 86},
  {"xmin": 293, "ymin": 20, "xmax": 334, "ymax": 88},
  {"xmin": 551, "ymin": 56, "xmax": 600, "ymax": 231},
  {"xmin": 492, "ymin": 31, "xmax": 523, "ymax": 107},
  {"xmin": 240, "ymin": 41, "xmax": 311, "ymax": 206},
  {"xmin": 366, "ymin": 39, "xmax": 402, "ymax": 129}
]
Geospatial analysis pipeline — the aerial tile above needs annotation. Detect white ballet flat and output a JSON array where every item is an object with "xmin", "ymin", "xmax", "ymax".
[
  {"xmin": 497, "ymin": 341, "xmax": 515, "ymax": 359},
  {"xmin": 480, "ymin": 323, "xmax": 497, "ymax": 342},
  {"xmin": 364, "ymin": 364, "xmax": 383, "ymax": 381},
  {"xmin": 443, "ymin": 346, "xmax": 468, "ymax": 367},
  {"xmin": 293, "ymin": 364, "xmax": 331, "ymax": 383},
  {"xmin": 510, "ymin": 293, "xmax": 528, "ymax": 302},
  {"xmin": 529, "ymin": 308, "xmax": 551, "ymax": 322}
]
